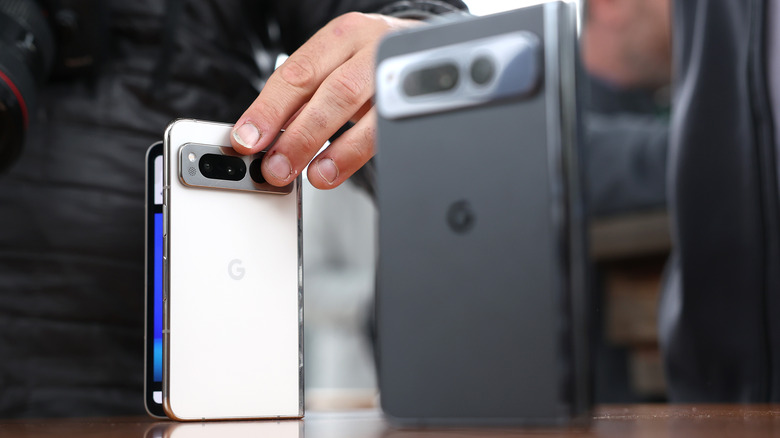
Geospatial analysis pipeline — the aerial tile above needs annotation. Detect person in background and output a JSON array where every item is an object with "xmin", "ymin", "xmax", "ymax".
[
  {"xmin": 579, "ymin": 0, "xmax": 673, "ymax": 403},
  {"xmin": 580, "ymin": 0, "xmax": 671, "ymax": 217},
  {"xmin": 583, "ymin": 0, "xmax": 780, "ymax": 403},
  {"xmin": 660, "ymin": 0, "xmax": 780, "ymax": 402}
]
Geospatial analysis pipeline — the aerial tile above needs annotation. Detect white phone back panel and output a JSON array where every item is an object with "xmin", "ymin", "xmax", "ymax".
[{"xmin": 163, "ymin": 120, "xmax": 302, "ymax": 420}]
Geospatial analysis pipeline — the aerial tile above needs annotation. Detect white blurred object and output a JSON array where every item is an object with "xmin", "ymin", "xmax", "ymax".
[{"xmin": 303, "ymin": 180, "xmax": 378, "ymax": 410}]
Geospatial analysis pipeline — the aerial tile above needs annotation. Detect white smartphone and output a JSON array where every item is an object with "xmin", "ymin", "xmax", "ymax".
[{"xmin": 162, "ymin": 119, "xmax": 303, "ymax": 421}]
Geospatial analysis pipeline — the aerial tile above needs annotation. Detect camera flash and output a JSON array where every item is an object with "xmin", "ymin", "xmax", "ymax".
[{"xmin": 188, "ymin": 153, "xmax": 196, "ymax": 162}]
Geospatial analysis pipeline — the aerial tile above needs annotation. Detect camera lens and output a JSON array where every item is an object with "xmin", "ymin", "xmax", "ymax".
[
  {"xmin": 402, "ymin": 63, "xmax": 459, "ymax": 97},
  {"xmin": 198, "ymin": 154, "xmax": 246, "ymax": 181},
  {"xmin": 0, "ymin": 0, "xmax": 55, "ymax": 172},
  {"xmin": 249, "ymin": 156, "xmax": 266, "ymax": 184},
  {"xmin": 470, "ymin": 56, "xmax": 495, "ymax": 86}
]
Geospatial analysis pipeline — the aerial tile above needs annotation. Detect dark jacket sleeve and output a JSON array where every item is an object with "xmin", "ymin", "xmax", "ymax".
[
  {"xmin": 268, "ymin": 0, "xmax": 468, "ymax": 54},
  {"xmin": 660, "ymin": 0, "xmax": 780, "ymax": 403}
]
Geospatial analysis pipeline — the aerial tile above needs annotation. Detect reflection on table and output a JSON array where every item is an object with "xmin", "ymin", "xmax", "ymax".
[{"xmin": 1, "ymin": 405, "xmax": 780, "ymax": 438}]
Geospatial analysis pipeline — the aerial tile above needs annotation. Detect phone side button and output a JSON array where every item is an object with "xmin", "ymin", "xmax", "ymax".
[
  {"xmin": 162, "ymin": 205, "xmax": 168, "ymax": 237},
  {"xmin": 162, "ymin": 254, "xmax": 168, "ymax": 302}
]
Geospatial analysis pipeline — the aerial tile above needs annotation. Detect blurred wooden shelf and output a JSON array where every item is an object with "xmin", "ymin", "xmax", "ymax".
[
  {"xmin": 590, "ymin": 209, "xmax": 671, "ymax": 260},
  {"xmin": 590, "ymin": 209, "xmax": 671, "ymax": 399}
]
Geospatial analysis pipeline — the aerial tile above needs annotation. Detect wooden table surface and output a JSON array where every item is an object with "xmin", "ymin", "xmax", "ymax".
[{"xmin": 1, "ymin": 405, "xmax": 779, "ymax": 437}]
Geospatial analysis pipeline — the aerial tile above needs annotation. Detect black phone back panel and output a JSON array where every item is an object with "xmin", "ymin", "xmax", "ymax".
[{"xmin": 375, "ymin": 3, "xmax": 589, "ymax": 425}]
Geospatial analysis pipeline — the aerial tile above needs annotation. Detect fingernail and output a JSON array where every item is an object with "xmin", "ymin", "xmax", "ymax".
[
  {"xmin": 233, "ymin": 122, "xmax": 261, "ymax": 149},
  {"xmin": 266, "ymin": 153, "xmax": 292, "ymax": 181},
  {"xmin": 316, "ymin": 158, "xmax": 339, "ymax": 184}
]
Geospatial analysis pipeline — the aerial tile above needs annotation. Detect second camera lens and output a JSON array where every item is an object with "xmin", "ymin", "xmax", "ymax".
[{"xmin": 470, "ymin": 56, "xmax": 495, "ymax": 86}]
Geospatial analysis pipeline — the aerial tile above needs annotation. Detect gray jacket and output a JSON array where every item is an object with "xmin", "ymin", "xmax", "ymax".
[{"xmin": 660, "ymin": 0, "xmax": 780, "ymax": 402}]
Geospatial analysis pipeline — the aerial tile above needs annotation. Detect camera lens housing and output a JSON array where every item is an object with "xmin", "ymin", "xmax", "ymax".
[
  {"xmin": 180, "ymin": 143, "xmax": 294, "ymax": 195},
  {"xmin": 199, "ymin": 154, "xmax": 246, "ymax": 181},
  {"xmin": 402, "ymin": 63, "xmax": 459, "ymax": 97},
  {"xmin": 376, "ymin": 31, "xmax": 541, "ymax": 120}
]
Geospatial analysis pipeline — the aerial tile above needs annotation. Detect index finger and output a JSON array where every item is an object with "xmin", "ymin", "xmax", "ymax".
[{"xmin": 230, "ymin": 13, "xmax": 394, "ymax": 155}]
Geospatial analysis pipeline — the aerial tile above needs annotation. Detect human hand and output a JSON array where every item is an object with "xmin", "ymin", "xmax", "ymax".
[{"xmin": 231, "ymin": 12, "xmax": 420, "ymax": 189}]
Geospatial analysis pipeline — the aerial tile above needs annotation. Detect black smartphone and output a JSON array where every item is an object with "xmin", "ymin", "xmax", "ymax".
[
  {"xmin": 374, "ymin": 2, "xmax": 590, "ymax": 425},
  {"xmin": 144, "ymin": 141, "xmax": 165, "ymax": 418}
]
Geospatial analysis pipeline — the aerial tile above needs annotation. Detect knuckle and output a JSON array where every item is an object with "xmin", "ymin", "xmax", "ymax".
[
  {"xmin": 252, "ymin": 99, "xmax": 286, "ymax": 128},
  {"xmin": 331, "ymin": 11, "xmax": 369, "ymax": 34},
  {"xmin": 324, "ymin": 70, "xmax": 370, "ymax": 112},
  {"xmin": 285, "ymin": 124, "xmax": 323, "ymax": 155},
  {"xmin": 347, "ymin": 126, "xmax": 375, "ymax": 164},
  {"xmin": 278, "ymin": 54, "xmax": 318, "ymax": 89},
  {"xmin": 305, "ymin": 107, "xmax": 329, "ymax": 130}
]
